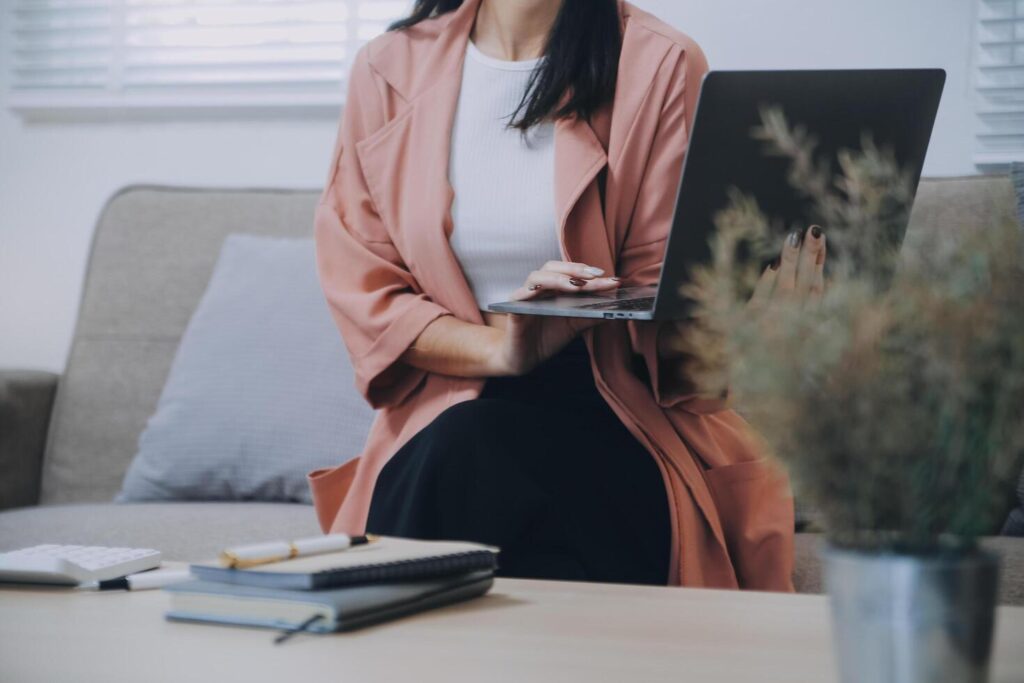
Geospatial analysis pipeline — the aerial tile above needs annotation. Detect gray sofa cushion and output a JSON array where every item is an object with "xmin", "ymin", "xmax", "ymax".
[
  {"xmin": 0, "ymin": 371, "xmax": 59, "ymax": 510},
  {"xmin": 899, "ymin": 174, "xmax": 1019, "ymax": 275},
  {"xmin": 40, "ymin": 186, "xmax": 323, "ymax": 504},
  {"xmin": 1013, "ymin": 162, "xmax": 1023, "ymax": 226},
  {"xmin": 793, "ymin": 534, "xmax": 1024, "ymax": 606},
  {"xmin": 117, "ymin": 235, "xmax": 374, "ymax": 504},
  {"xmin": 0, "ymin": 503, "xmax": 320, "ymax": 561},
  {"xmin": 1006, "ymin": 479, "xmax": 1024, "ymax": 537},
  {"xmin": 999, "ymin": 163, "xmax": 1024, "ymax": 537}
]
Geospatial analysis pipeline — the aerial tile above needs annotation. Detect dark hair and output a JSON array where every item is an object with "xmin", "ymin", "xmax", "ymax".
[{"xmin": 389, "ymin": 0, "xmax": 621, "ymax": 130}]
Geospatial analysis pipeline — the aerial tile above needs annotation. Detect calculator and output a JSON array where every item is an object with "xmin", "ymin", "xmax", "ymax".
[{"xmin": 0, "ymin": 544, "xmax": 162, "ymax": 586}]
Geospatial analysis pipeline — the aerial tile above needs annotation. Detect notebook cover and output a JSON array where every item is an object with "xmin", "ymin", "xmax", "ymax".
[
  {"xmin": 165, "ymin": 570, "xmax": 494, "ymax": 633},
  {"xmin": 190, "ymin": 536, "xmax": 499, "ymax": 590}
]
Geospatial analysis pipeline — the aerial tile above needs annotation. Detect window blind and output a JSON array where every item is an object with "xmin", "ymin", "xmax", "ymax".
[
  {"xmin": 976, "ymin": 0, "xmax": 1024, "ymax": 166},
  {"xmin": 3, "ymin": 0, "xmax": 410, "ymax": 117}
]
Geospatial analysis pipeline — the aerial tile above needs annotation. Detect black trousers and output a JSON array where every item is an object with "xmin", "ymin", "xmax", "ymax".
[{"xmin": 365, "ymin": 337, "xmax": 671, "ymax": 586}]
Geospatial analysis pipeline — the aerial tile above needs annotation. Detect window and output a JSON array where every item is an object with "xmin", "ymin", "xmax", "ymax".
[
  {"xmin": 975, "ymin": 0, "xmax": 1024, "ymax": 166},
  {"xmin": 2, "ymin": 0, "xmax": 410, "ymax": 119}
]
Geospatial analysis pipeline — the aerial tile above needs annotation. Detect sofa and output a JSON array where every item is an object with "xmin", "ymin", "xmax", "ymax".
[{"xmin": 2, "ymin": 177, "xmax": 1022, "ymax": 603}]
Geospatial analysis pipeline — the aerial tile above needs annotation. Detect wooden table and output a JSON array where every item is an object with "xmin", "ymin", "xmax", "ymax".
[{"xmin": 2, "ymin": 578, "xmax": 1023, "ymax": 682}]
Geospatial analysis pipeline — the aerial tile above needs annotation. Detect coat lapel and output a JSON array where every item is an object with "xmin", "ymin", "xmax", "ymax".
[
  {"xmin": 554, "ymin": 113, "xmax": 610, "ymax": 269},
  {"xmin": 357, "ymin": 0, "xmax": 614, "ymax": 320},
  {"xmin": 356, "ymin": 0, "xmax": 480, "ymax": 322}
]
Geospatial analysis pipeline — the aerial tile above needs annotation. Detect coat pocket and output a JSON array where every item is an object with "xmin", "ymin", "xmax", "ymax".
[
  {"xmin": 308, "ymin": 458, "xmax": 361, "ymax": 533},
  {"xmin": 704, "ymin": 457, "xmax": 795, "ymax": 592}
]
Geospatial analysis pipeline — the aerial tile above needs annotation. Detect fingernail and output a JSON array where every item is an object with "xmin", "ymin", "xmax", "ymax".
[
  {"xmin": 529, "ymin": 284, "xmax": 543, "ymax": 291},
  {"xmin": 610, "ymin": 276, "xmax": 622, "ymax": 282},
  {"xmin": 583, "ymin": 266, "xmax": 604, "ymax": 277},
  {"xmin": 770, "ymin": 256, "xmax": 781, "ymax": 271},
  {"xmin": 788, "ymin": 231, "xmax": 802, "ymax": 247},
  {"xmin": 569, "ymin": 278, "xmax": 586, "ymax": 287},
  {"xmin": 811, "ymin": 225, "xmax": 823, "ymax": 239}
]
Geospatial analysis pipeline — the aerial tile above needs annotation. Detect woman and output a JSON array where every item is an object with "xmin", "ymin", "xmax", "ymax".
[{"xmin": 311, "ymin": 0, "xmax": 827, "ymax": 589}]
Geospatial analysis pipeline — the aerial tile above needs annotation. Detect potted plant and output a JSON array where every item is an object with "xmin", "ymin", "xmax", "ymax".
[{"xmin": 674, "ymin": 108, "xmax": 1024, "ymax": 683}]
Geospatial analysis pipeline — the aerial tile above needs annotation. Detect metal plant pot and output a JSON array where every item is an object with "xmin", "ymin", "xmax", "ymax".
[{"xmin": 823, "ymin": 543, "xmax": 1000, "ymax": 683}]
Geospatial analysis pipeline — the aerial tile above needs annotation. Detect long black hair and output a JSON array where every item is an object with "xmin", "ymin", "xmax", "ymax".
[{"xmin": 389, "ymin": 0, "xmax": 621, "ymax": 130}]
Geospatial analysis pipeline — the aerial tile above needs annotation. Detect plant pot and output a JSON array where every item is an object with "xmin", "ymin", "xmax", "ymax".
[{"xmin": 823, "ymin": 542, "xmax": 1000, "ymax": 683}]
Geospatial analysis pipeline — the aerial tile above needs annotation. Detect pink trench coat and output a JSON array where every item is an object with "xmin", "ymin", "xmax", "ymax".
[{"xmin": 310, "ymin": 0, "xmax": 795, "ymax": 591}]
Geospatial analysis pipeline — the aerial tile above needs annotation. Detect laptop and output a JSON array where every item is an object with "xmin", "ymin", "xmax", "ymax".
[{"xmin": 488, "ymin": 68, "xmax": 946, "ymax": 320}]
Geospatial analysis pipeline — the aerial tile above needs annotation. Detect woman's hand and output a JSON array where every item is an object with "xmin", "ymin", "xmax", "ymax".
[
  {"xmin": 747, "ymin": 225, "xmax": 827, "ymax": 315},
  {"xmin": 655, "ymin": 225, "xmax": 827, "ymax": 382},
  {"xmin": 491, "ymin": 261, "xmax": 619, "ymax": 376},
  {"xmin": 508, "ymin": 260, "xmax": 621, "ymax": 302}
]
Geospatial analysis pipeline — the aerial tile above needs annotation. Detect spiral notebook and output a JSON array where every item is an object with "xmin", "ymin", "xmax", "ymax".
[
  {"xmin": 190, "ymin": 536, "xmax": 499, "ymax": 591},
  {"xmin": 166, "ymin": 569, "xmax": 495, "ymax": 634}
]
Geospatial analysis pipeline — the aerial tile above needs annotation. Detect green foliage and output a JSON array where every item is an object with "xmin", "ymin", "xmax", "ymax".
[{"xmin": 680, "ymin": 107, "xmax": 1024, "ymax": 552}]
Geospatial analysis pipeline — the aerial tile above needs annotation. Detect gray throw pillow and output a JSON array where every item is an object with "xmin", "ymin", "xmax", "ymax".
[{"xmin": 117, "ymin": 235, "xmax": 375, "ymax": 504}]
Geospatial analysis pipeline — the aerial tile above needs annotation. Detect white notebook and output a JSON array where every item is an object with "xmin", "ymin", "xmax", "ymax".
[{"xmin": 190, "ymin": 536, "xmax": 500, "ymax": 590}]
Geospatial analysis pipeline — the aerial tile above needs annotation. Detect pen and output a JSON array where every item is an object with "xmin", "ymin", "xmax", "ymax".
[
  {"xmin": 219, "ymin": 533, "xmax": 375, "ymax": 569},
  {"xmin": 97, "ymin": 567, "xmax": 193, "ymax": 591}
]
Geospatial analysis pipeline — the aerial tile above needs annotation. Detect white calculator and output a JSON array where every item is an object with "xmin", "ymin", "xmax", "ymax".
[{"xmin": 0, "ymin": 544, "xmax": 162, "ymax": 586}]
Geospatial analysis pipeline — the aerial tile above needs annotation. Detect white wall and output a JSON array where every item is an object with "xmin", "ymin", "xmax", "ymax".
[
  {"xmin": 0, "ymin": 0, "xmax": 980, "ymax": 372},
  {"xmin": 646, "ymin": 0, "xmax": 977, "ymax": 177}
]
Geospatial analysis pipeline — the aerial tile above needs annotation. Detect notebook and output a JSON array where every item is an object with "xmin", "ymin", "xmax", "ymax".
[
  {"xmin": 166, "ymin": 569, "xmax": 494, "ymax": 633},
  {"xmin": 190, "ymin": 536, "xmax": 499, "ymax": 591}
]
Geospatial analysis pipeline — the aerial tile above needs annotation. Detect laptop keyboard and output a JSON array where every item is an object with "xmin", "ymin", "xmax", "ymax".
[{"xmin": 577, "ymin": 297, "xmax": 656, "ymax": 312}]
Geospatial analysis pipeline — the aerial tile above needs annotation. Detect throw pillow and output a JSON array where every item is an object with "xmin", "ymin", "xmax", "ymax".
[{"xmin": 117, "ymin": 235, "xmax": 375, "ymax": 504}]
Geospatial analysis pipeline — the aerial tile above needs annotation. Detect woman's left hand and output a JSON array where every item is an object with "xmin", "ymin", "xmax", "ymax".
[
  {"xmin": 656, "ymin": 224, "xmax": 828, "ymax": 364},
  {"xmin": 746, "ymin": 224, "xmax": 827, "ymax": 315}
]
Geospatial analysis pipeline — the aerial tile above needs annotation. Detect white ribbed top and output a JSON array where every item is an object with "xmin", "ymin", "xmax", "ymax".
[{"xmin": 448, "ymin": 40, "xmax": 561, "ymax": 309}]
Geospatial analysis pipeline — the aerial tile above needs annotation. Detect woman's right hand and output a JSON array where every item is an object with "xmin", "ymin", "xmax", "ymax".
[
  {"xmin": 508, "ymin": 260, "xmax": 622, "ymax": 302},
  {"xmin": 489, "ymin": 261, "xmax": 620, "ymax": 376}
]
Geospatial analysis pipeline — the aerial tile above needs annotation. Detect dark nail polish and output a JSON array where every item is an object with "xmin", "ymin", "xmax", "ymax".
[
  {"xmin": 770, "ymin": 256, "xmax": 781, "ymax": 271},
  {"xmin": 811, "ymin": 225, "xmax": 823, "ymax": 239},
  {"xmin": 788, "ymin": 231, "xmax": 801, "ymax": 247},
  {"xmin": 569, "ymin": 278, "xmax": 586, "ymax": 287}
]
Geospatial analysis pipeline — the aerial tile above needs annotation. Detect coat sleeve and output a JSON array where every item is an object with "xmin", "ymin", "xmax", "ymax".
[
  {"xmin": 314, "ymin": 45, "xmax": 453, "ymax": 409},
  {"xmin": 618, "ymin": 39, "xmax": 727, "ymax": 415}
]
